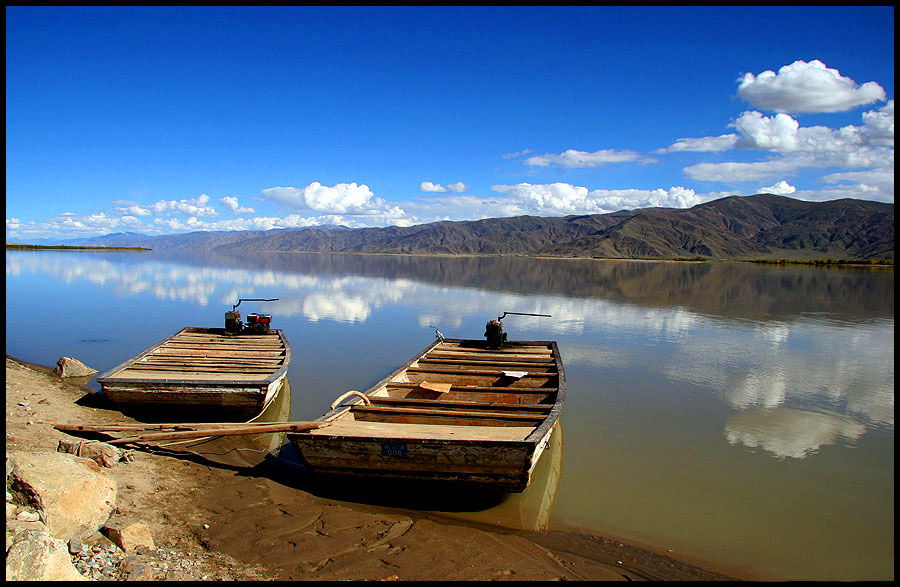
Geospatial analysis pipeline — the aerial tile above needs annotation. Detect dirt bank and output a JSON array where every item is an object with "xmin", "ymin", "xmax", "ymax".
[{"xmin": 6, "ymin": 355, "xmax": 744, "ymax": 581}]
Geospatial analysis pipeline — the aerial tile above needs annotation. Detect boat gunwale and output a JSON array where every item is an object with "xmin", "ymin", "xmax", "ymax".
[{"xmin": 95, "ymin": 327, "xmax": 292, "ymax": 387}]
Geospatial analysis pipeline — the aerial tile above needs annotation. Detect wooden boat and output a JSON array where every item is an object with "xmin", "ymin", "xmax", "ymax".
[
  {"xmin": 288, "ymin": 336, "xmax": 565, "ymax": 492},
  {"xmin": 95, "ymin": 327, "xmax": 291, "ymax": 420}
]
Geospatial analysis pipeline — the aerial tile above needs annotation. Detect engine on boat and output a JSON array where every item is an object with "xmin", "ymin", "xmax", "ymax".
[
  {"xmin": 244, "ymin": 313, "xmax": 272, "ymax": 333},
  {"xmin": 225, "ymin": 298, "xmax": 278, "ymax": 334},
  {"xmin": 485, "ymin": 311, "xmax": 553, "ymax": 349},
  {"xmin": 225, "ymin": 310, "xmax": 243, "ymax": 333},
  {"xmin": 484, "ymin": 319, "xmax": 507, "ymax": 350}
]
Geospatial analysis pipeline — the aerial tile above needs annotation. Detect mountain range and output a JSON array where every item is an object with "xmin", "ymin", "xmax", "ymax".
[{"xmin": 44, "ymin": 194, "xmax": 896, "ymax": 260}]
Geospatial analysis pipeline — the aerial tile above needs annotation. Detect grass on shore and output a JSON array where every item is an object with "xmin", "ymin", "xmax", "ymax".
[{"xmin": 746, "ymin": 258, "xmax": 893, "ymax": 266}]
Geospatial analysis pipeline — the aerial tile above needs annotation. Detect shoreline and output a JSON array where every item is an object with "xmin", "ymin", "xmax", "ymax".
[
  {"xmin": 6, "ymin": 354, "xmax": 757, "ymax": 581},
  {"xmin": 8, "ymin": 244, "xmax": 892, "ymax": 267}
]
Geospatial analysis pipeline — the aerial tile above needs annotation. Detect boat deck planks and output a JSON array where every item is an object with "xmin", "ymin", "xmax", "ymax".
[
  {"xmin": 100, "ymin": 327, "xmax": 288, "ymax": 383},
  {"xmin": 95, "ymin": 327, "xmax": 291, "ymax": 419}
]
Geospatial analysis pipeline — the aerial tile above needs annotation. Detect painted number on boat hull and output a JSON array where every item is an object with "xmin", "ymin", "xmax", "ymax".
[{"xmin": 381, "ymin": 443, "xmax": 408, "ymax": 458}]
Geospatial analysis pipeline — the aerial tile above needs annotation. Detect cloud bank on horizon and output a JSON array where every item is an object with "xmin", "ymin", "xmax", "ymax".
[{"xmin": 6, "ymin": 57, "xmax": 894, "ymax": 241}]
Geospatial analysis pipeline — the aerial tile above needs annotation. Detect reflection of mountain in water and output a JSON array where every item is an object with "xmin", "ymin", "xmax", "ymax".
[
  {"xmin": 147, "ymin": 251, "xmax": 894, "ymax": 323},
  {"xmin": 8, "ymin": 249, "xmax": 892, "ymax": 324}
]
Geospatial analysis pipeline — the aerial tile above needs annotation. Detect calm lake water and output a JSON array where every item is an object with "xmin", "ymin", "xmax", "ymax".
[{"xmin": 5, "ymin": 249, "xmax": 894, "ymax": 580}]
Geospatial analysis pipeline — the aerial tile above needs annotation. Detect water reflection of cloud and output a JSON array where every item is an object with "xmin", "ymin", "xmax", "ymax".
[
  {"xmin": 302, "ymin": 292, "xmax": 370, "ymax": 323},
  {"xmin": 726, "ymin": 368, "xmax": 788, "ymax": 409},
  {"xmin": 664, "ymin": 318, "xmax": 894, "ymax": 428},
  {"xmin": 725, "ymin": 407, "xmax": 867, "ymax": 459}
]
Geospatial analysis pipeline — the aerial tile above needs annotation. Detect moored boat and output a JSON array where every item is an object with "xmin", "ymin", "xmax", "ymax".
[
  {"xmin": 96, "ymin": 299, "xmax": 290, "ymax": 420},
  {"xmin": 289, "ymin": 315, "xmax": 564, "ymax": 492}
]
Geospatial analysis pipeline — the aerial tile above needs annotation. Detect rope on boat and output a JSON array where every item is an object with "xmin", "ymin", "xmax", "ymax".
[{"xmin": 330, "ymin": 390, "xmax": 371, "ymax": 410}]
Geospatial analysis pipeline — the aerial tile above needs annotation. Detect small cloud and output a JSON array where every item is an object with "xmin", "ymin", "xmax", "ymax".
[
  {"xmin": 220, "ymin": 195, "xmax": 255, "ymax": 215},
  {"xmin": 657, "ymin": 134, "xmax": 738, "ymax": 154},
  {"xmin": 524, "ymin": 149, "xmax": 655, "ymax": 168},
  {"xmin": 502, "ymin": 149, "xmax": 532, "ymax": 159},
  {"xmin": 758, "ymin": 180, "xmax": 796, "ymax": 196},
  {"xmin": 150, "ymin": 194, "xmax": 218, "ymax": 218},
  {"xmin": 420, "ymin": 181, "xmax": 468, "ymax": 193}
]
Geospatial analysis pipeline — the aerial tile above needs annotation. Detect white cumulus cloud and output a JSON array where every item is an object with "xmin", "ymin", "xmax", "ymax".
[
  {"xmin": 683, "ymin": 100, "xmax": 894, "ymax": 190},
  {"xmin": 737, "ymin": 59, "xmax": 887, "ymax": 113},
  {"xmin": 260, "ymin": 182, "xmax": 394, "ymax": 215},
  {"xmin": 490, "ymin": 183, "xmax": 703, "ymax": 215}
]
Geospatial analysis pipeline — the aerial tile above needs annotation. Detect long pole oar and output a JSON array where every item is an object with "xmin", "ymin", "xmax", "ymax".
[
  {"xmin": 54, "ymin": 421, "xmax": 327, "ymax": 445},
  {"xmin": 55, "ymin": 421, "xmax": 304, "ymax": 433}
]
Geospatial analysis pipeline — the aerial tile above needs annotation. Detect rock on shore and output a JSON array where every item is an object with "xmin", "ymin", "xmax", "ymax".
[{"xmin": 5, "ymin": 356, "xmax": 277, "ymax": 581}]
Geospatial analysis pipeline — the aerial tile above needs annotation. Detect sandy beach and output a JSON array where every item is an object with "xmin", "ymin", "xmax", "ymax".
[{"xmin": 6, "ymin": 355, "xmax": 750, "ymax": 581}]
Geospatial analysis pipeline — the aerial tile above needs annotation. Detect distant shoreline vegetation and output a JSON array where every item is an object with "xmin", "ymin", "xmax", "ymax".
[
  {"xmin": 5, "ymin": 243, "xmax": 152, "ymax": 251},
  {"xmin": 747, "ymin": 258, "xmax": 893, "ymax": 267}
]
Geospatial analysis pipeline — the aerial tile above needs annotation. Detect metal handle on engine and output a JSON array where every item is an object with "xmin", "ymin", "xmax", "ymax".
[
  {"xmin": 233, "ymin": 298, "xmax": 279, "ymax": 311},
  {"xmin": 498, "ymin": 312, "xmax": 552, "ymax": 320}
]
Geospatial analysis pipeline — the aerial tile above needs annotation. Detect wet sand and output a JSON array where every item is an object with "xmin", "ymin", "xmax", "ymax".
[{"xmin": 6, "ymin": 355, "xmax": 752, "ymax": 581}]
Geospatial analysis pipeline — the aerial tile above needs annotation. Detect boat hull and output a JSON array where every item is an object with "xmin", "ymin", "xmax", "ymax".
[{"xmin": 289, "ymin": 338, "xmax": 564, "ymax": 492}]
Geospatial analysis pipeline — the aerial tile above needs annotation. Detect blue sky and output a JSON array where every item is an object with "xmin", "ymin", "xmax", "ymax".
[{"xmin": 5, "ymin": 6, "xmax": 894, "ymax": 241}]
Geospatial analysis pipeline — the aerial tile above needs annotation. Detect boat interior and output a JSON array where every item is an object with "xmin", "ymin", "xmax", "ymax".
[
  {"xmin": 102, "ymin": 327, "xmax": 287, "ymax": 382},
  {"xmin": 307, "ymin": 340, "xmax": 561, "ymax": 442}
]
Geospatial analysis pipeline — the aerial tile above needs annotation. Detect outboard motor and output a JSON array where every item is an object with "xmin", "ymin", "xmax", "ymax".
[
  {"xmin": 225, "ymin": 298, "xmax": 278, "ymax": 334},
  {"xmin": 485, "ymin": 312, "xmax": 551, "ymax": 349}
]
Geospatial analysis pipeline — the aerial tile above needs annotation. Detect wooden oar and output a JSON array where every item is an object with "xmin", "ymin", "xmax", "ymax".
[
  {"xmin": 55, "ymin": 421, "xmax": 301, "ymax": 433},
  {"xmin": 54, "ymin": 421, "xmax": 327, "ymax": 445}
]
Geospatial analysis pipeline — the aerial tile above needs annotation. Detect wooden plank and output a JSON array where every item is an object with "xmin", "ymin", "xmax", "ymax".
[
  {"xmin": 425, "ymin": 352, "xmax": 554, "ymax": 363},
  {"xmin": 119, "ymin": 364, "xmax": 278, "ymax": 373},
  {"xmin": 404, "ymin": 369, "xmax": 558, "ymax": 387},
  {"xmin": 437, "ymin": 341, "xmax": 551, "ymax": 354},
  {"xmin": 407, "ymin": 367, "xmax": 557, "ymax": 377},
  {"xmin": 162, "ymin": 343, "xmax": 285, "ymax": 351},
  {"xmin": 350, "ymin": 406, "xmax": 545, "ymax": 427},
  {"xmin": 149, "ymin": 350, "xmax": 285, "ymax": 358},
  {"xmin": 139, "ymin": 358, "xmax": 283, "ymax": 367},
  {"xmin": 141, "ymin": 354, "xmax": 283, "ymax": 362},
  {"xmin": 386, "ymin": 382, "xmax": 552, "ymax": 393},
  {"xmin": 351, "ymin": 405, "xmax": 545, "ymax": 421},
  {"xmin": 418, "ymin": 357, "xmax": 555, "ymax": 367},
  {"xmin": 369, "ymin": 397, "xmax": 553, "ymax": 413},
  {"xmin": 299, "ymin": 420, "xmax": 534, "ymax": 441},
  {"xmin": 415, "ymin": 359, "xmax": 556, "ymax": 372}
]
